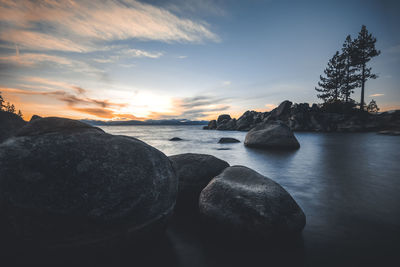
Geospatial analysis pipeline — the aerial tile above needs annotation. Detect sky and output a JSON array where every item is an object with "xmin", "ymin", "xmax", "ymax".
[{"xmin": 0, "ymin": 0, "xmax": 399, "ymax": 121}]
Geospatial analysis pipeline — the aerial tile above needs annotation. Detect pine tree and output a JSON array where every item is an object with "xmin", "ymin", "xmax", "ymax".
[
  {"xmin": 17, "ymin": 110, "xmax": 23, "ymax": 118},
  {"xmin": 353, "ymin": 25, "xmax": 380, "ymax": 111},
  {"xmin": 315, "ymin": 51, "xmax": 345, "ymax": 104},
  {"xmin": 340, "ymin": 35, "xmax": 359, "ymax": 105},
  {"xmin": 0, "ymin": 92, "xmax": 5, "ymax": 111},
  {"xmin": 5, "ymin": 102, "xmax": 16, "ymax": 113},
  {"xmin": 367, "ymin": 99, "xmax": 379, "ymax": 113}
]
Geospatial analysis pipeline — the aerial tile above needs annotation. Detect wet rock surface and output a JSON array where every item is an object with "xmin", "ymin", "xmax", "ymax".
[
  {"xmin": 199, "ymin": 166, "xmax": 306, "ymax": 238},
  {"xmin": 244, "ymin": 120, "xmax": 300, "ymax": 150},
  {"xmin": 218, "ymin": 137, "xmax": 240, "ymax": 143}
]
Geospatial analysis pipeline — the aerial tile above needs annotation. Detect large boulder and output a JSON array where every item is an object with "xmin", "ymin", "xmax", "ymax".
[
  {"xmin": 169, "ymin": 153, "xmax": 229, "ymax": 211},
  {"xmin": 217, "ymin": 114, "xmax": 231, "ymax": 124},
  {"xmin": 0, "ymin": 111, "xmax": 27, "ymax": 143},
  {"xmin": 244, "ymin": 121, "xmax": 300, "ymax": 149},
  {"xmin": 199, "ymin": 166, "xmax": 306, "ymax": 238},
  {"xmin": 217, "ymin": 118, "xmax": 236, "ymax": 130},
  {"xmin": 0, "ymin": 117, "xmax": 177, "ymax": 249},
  {"xmin": 268, "ymin": 100, "xmax": 292, "ymax": 121}
]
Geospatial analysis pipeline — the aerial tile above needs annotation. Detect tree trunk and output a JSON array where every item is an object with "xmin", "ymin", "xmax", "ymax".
[{"xmin": 360, "ymin": 64, "xmax": 365, "ymax": 111}]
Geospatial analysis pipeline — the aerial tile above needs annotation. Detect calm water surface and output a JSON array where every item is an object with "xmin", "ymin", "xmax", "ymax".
[{"xmin": 99, "ymin": 125, "xmax": 400, "ymax": 267}]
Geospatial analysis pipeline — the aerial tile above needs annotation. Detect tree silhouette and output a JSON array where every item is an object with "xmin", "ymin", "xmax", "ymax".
[
  {"xmin": 353, "ymin": 25, "xmax": 380, "ymax": 111},
  {"xmin": 340, "ymin": 35, "xmax": 359, "ymax": 104},
  {"xmin": 315, "ymin": 51, "xmax": 345, "ymax": 104},
  {"xmin": 0, "ymin": 92, "xmax": 4, "ymax": 110},
  {"xmin": 0, "ymin": 92, "xmax": 23, "ymax": 118},
  {"xmin": 367, "ymin": 99, "xmax": 379, "ymax": 113}
]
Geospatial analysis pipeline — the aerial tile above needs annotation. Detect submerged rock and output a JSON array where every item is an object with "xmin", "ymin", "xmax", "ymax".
[
  {"xmin": 0, "ymin": 111, "xmax": 27, "ymax": 143},
  {"xmin": 170, "ymin": 137, "xmax": 183, "ymax": 141},
  {"xmin": 199, "ymin": 166, "xmax": 306, "ymax": 238},
  {"xmin": 0, "ymin": 117, "xmax": 178, "ymax": 249},
  {"xmin": 218, "ymin": 137, "xmax": 240, "ymax": 143},
  {"xmin": 244, "ymin": 121, "xmax": 300, "ymax": 150},
  {"xmin": 169, "ymin": 153, "xmax": 229, "ymax": 211}
]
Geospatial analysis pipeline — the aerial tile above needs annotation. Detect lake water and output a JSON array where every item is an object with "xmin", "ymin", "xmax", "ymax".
[{"xmin": 99, "ymin": 125, "xmax": 400, "ymax": 267}]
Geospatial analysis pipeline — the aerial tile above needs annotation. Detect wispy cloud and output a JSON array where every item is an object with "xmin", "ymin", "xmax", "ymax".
[
  {"xmin": 0, "ymin": 52, "xmax": 73, "ymax": 66},
  {"xmin": 0, "ymin": 0, "xmax": 220, "ymax": 52},
  {"xmin": 369, "ymin": 93, "xmax": 384, "ymax": 97},
  {"xmin": 149, "ymin": 95, "xmax": 230, "ymax": 120}
]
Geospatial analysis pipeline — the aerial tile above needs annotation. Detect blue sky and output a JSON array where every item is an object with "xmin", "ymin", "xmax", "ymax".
[{"xmin": 0, "ymin": 0, "xmax": 399, "ymax": 120}]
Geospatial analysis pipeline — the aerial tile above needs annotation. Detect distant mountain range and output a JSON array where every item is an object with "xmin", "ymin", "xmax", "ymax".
[{"xmin": 81, "ymin": 119, "xmax": 208, "ymax": 126}]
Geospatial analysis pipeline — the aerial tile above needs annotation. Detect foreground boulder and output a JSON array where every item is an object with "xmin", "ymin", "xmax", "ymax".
[
  {"xmin": 199, "ymin": 166, "xmax": 306, "ymax": 238},
  {"xmin": 0, "ymin": 111, "xmax": 26, "ymax": 143},
  {"xmin": 244, "ymin": 121, "xmax": 300, "ymax": 150},
  {"xmin": 0, "ymin": 117, "xmax": 177, "ymax": 249},
  {"xmin": 169, "ymin": 153, "xmax": 229, "ymax": 211}
]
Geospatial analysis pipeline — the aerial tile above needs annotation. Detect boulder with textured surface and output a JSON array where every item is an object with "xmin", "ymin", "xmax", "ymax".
[
  {"xmin": 0, "ymin": 111, "xmax": 26, "ymax": 143},
  {"xmin": 169, "ymin": 153, "xmax": 229, "ymax": 211},
  {"xmin": 244, "ymin": 121, "xmax": 300, "ymax": 149},
  {"xmin": 199, "ymin": 166, "xmax": 306, "ymax": 238},
  {"xmin": 0, "ymin": 117, "xmax": 177, "ymax": 249}
]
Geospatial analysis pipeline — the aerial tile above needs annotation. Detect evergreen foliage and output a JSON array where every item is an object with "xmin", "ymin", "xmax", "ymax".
[
  {"xmin": 367, "ymin": 99, "xmax": 379, "ymax": 113},
  {"xmin": 353, "ymin": 25, "xmax": 381, "ymax": 111},
  {"xmin": 315, "ymin": 25, "xmax": 380, "ymax": 113},
  {"xmin": 0, "ymin": 92, "xmax": 23, "ymax": 118}
]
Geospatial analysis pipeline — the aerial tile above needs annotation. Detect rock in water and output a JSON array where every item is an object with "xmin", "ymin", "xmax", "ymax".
[
  {"xmin": 244, "ymin": 121, "xmax": 300, "ymax": 150},
  {"xmin": 169, "ymin": 137, "xmax": 183, "ymax": 141},
  {"xmin": 217, "ymin": 114, "xmax": 231, "ymax": 124},
  {"xmin": 0, "ymin": 111, "xmax": 26, "ymax": 143},
  {"xmin": 0, "ymin": 117, "xmax": 177, "ymax": 249},
  {"xmin": 199, "ymin": 166, "xmax": 306, "ymax": 238},
  {"xmin": 218, "ymin": 137, "xmax": 240, "ymax": 143},
  {"xmin": 169, "ymin": 153, "xmax": 229, "ymax": 211}
]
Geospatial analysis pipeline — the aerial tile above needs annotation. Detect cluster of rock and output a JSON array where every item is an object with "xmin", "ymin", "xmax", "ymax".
[
  {"xmin": 204, "ymin": 100, "xmax": 400, "ymax": 133},
  {"xmin": 0, "ymin": 115, "xmax": 305, "ymax": 252}
]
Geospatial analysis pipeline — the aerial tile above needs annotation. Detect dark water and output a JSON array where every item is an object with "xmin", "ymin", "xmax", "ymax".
[
  {"xmin": 7, "ymin": 126, "xmax": 398, "ymax": 266},
  {"xmin": 95, "ymin": 125, "xmax": 400, "ymax": 267}
]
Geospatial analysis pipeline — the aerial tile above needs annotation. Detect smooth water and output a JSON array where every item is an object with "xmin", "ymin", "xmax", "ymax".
[{"xmin": 100, "ymin": 125, "xmax": 400, "ymax": 266}]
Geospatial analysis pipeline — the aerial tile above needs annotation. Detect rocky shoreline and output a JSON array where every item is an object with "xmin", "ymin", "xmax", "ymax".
[
  {"xmin": 0, "ymin": 113, "xmax": 305, "ymax": 262},
  {"xmin": 203, "ymin": 100, "xmax": 400, "ymax": 133}
]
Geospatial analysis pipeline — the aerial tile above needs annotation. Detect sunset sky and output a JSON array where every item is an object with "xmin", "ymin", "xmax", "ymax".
[{"xmin": 0, "ymin": 0, "xmax": 399, "ymax": 121}]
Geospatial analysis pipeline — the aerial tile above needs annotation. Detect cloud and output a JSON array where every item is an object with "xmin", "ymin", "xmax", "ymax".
[
  {"xmin": 177, "ymin": 55, "xmax": 187, "ymax": 59},
  {"xmin": 369, "ymin": 93, "xmax": 384, "ymax": 97},
  {"xmin": 121, "ymin": 49, "xmax": 163, "ymax": 59},
  {"xmin": 222, "ymin": 80, "xmax": 231, "ymax": 86},
  {"xmin": 149, "ymin": 95, "xmax": 230, "ymax": 120},
  {"xmin": 0, "ymin": 0, "xmax": 220, "ymax": 52},
  {"xmin": 0, "ymin": 52, "xmax": 74, "ymax": 66},
  {"xmin": 0, "ymin": 30, "xmax": 87, "ymax": 52}
]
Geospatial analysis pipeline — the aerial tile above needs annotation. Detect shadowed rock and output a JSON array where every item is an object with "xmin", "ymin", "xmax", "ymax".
[
  {"xmin": 217, "ymin": 114, "xmax": 231, "ymax": 124},
  {"xmin": 244, "ymin": 121, "xmax": 300, "ymax": 150},
  {"xmin": 170, "ymin": 137, "xmax": 183, "ymax": 141},
  {"xmin": 16, "ymin": 116, "xmax": 103, "ymax": 136},
  {"xmin": 0, "ymin": 117, "xmax": 177, "ymax": 250},
  {"xmin": 218, "ymin": 137, "xmax": 240, "ymax": 143},
  {"xmin": 0, "ymin": 111, "xmax": 27, "ymax": 143},
  {"xmin": 199, "ymin": 166, "xmax": 306, "ymax": 238},
  {"xmin": 29, "ymin": 115, "xmax": 42, "ymax": 122},
  {"xmin": 169, "ymin": 153, "xmax": 229, "ymax": 212}
]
